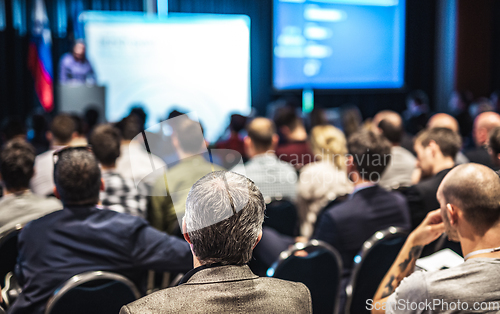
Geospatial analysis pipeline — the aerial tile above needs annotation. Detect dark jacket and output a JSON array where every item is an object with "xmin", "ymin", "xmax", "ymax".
[
  {"xmin": 313, "ymin": 185, "xmax": 411, "ymax": 276},
  {"xmin": 10, "ymin": 206, "xmax": 192, "ymax": 314}
]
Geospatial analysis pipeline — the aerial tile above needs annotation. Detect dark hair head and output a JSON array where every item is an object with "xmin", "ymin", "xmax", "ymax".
[
  {"xmin": 273, "ymin": 106, "xmax": 300, "ymax": 131},
  {"xmin": 440, "ymin": 163, "xmax": 500, "ymax": 231},
  {"xmin": 89, "ymin": 124, "xmax": 121, "ymax": 166},
  {"xmin": 489, "ymin": 127, "xmax": 500, "ymax": 156},
  {"xmin": 0, "ymin": 140, "xmax": 36, "ymax": 191},
  {"xmin": 347, "ymin": 129, "xmax": 392, "ymax": 180},
  {"xmin": 185, "ymin": 171, "xmax": 265, "ymax": 265},
  {"xmin": 230, "ymin": 114, "xmax": 247, "ymax": 133},
  {"xmin": 50, "ymin": 114, "xmax": 76, "ymax": 144},
  {"xmin": 84, "ymin": 107, "xmax": 100, "ymax": 128},
  {"xmin": 247, "ymin": 118, "xmax": 275, "ymax": 151},
  {"xmin": 2, "ymin": 117, "xmax": 26, "ymax": 140},
  {"xmin": 415, "ymin": 127, "xmax": 462, "ymax": 158},
  {"xmin": 115, "ymin": 116, "xmax": 141, "ymax": 141},
  {"xmin": 176, "ymin": 120, "xmax": 205, "ymax": 154},
  {"xmin": 129, "ymin": 106, "xmax": 147, "ymax": 129},
  {"xmin": 70, "ymin": 114, "xmax": 84, "ymax": 136},
  {"xmin": 378, "ymin": 118, "xmax": 403, "ymax": 144},
  {"xmin": 54, "ymin": 148, "xmax": 101, "ymax": 206}
]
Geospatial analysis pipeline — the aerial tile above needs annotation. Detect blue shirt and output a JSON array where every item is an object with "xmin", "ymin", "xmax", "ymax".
[
  {"xmin": 58, "ymin": 53, "xmax": 96, "ymax": 84},
  {"xmin": 10, "ymin": 205, "xmax": 192, "ymax": 314}
]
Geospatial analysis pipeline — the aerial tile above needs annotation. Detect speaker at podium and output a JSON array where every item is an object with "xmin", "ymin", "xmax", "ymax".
[{"xmin": 56, "ymin": 84, "xmax": 106, "ymax": 123}]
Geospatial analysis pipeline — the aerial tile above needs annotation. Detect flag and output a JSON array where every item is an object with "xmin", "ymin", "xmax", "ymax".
[{"xmin": 28, "ymin": 0, "xmax": 53, "ymax": 112}]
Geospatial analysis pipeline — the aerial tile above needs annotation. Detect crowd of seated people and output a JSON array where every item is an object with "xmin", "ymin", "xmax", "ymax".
[{"xmin": 2, "ymin": 88, "xmax": 500, "ymax": 313}]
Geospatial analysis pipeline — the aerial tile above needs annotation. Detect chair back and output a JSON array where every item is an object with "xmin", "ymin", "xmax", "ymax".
[
  {"xmin": 264, "ymin": 198, "xmax": 298, "ymax": 237},
  {"xmin": 345, "ymin": 227, "xmax": 408, "ymax": 314},
  {"xmin": 269, "ymin": 240, "xmax": 343, "ymax": 314},
  {"xmin": 45, "ymin": 271, "xmax": 140, "ymax": 314},
  {"xmin": 0, "ymin": 224, "xmax": 24, "ymax": 287}
]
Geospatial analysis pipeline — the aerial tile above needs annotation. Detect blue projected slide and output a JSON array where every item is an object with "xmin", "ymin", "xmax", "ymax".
[
  {"xmin": 273, "ymin": 0, "xmax": 405, "ymax": 89},
  {"xmin": 82, "ymin": 12, "xmax": 251, "ymax": 142}
]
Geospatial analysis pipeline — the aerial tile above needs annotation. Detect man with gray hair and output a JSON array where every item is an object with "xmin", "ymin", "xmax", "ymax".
[{"xmin": 121, "ymin": 171, "xmax": 312, "ymax": 314}]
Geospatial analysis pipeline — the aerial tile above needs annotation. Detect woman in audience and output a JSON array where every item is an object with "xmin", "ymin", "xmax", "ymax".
[{"xmin": 297, "ymin": 125, "xmax": 353, "ymax": 238}]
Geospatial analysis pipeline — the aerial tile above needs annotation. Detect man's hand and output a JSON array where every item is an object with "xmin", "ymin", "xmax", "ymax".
[
  {"xmin": 371, "ymin": 209, "xmax": 445, "ymax": 313},
  {"xmin": 409, "ymin": 208, "xmax": 445, "ymax": 247}
]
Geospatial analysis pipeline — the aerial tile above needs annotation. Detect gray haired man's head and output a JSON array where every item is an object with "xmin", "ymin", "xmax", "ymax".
[{"xmin": 184, "ymin": 171, "xmax": 265, "ymax": 266}]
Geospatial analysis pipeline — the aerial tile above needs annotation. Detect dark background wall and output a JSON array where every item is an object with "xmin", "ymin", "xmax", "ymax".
[{"xmin": 1, "ymin": 0, "xmax": 499, "ymax": 122}]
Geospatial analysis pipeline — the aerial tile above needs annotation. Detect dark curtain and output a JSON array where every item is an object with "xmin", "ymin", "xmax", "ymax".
[{"xmin": 1, "ymin": 0, "xmax": 438, "ymax": 122}]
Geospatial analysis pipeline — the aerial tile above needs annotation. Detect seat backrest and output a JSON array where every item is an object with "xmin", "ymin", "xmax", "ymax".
[
  {"xmin": 345, "ymin": 227, "xmax": 408, "ymax": 314},
  {"xmin": 45, "ymin": 271, "xmax": 140, "ymax": 314},
  {"xmin": 269, "ymin": 240, "xmax": 343, "ymax": 314},
  {"xmin": 264, "ymin": 198, "xmax": 298, "ymax": 237},
  {"xmin": 0, "ymin": 225, "xmax": 23, "ymax": 288}
]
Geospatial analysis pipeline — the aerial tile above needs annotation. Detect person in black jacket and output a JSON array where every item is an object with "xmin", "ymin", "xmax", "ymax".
[{"xmin": 401, "ymin": 128, "xmax": 461, "ymax": 229}]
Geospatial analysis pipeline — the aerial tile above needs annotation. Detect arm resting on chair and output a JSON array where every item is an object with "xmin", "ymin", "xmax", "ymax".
[{"xmin": 371, "ymin": 209, "xmax": 445, "ymax": 314}]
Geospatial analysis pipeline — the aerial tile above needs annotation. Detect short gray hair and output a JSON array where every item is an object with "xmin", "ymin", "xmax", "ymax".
[{"xmin": 185, "ymin": 171, "xmax": 265, "ymax": 265}]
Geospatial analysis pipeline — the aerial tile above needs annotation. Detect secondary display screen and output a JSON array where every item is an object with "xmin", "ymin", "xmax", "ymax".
[{"xmin": 273, "ymin": 0, "xmax": 405, "ymax": 90}]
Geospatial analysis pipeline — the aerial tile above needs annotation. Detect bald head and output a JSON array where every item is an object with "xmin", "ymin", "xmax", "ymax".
[
  {"xmin": 439, "ymin": 163, "xmax": 500, "ymax": 230},
  {"xmin": 428, "ymin": 113, "xmax": 459, "ymax": 133},
  {"xmin": 247, "ymin": 118, "xmax": 277, "ymax": 152},
  {"xmin": 372, "ymin": 110, "xmax": 402, "ymax": 131},
  {"xmin": 474, "ymin": 112, "xmax": 500, "ymax": 146}
]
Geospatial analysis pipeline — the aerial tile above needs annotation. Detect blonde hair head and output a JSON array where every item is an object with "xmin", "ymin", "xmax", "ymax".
[{"xmin": 310, "ymin": 125, "xmax": 347, "ymax": 169}]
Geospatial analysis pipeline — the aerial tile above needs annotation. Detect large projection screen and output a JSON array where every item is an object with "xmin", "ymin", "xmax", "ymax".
[
  {"xmin": 273, "ymin": 0, "xmax": 406, "ymax": 90},
  {"xmin": 83, "ymin": 12, "xmax": 251, "ymax": 142}
]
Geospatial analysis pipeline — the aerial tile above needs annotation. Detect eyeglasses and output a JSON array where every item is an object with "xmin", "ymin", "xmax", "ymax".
[{"xmin": 53, "ymin": 146, "xmax": 93, "ymax": 166}]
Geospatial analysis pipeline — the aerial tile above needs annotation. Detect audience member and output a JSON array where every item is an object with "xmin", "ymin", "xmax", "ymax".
[
  {"xmin": 313, "ymin": 129, "xmax": 411, "ymax": 277},
  {"xmin": 465, "ymin": 111, "xmax": 500, "ymax": 169},
  {"xmin": 1, "ymin": 117, "xmax": 26, "ymax": 143},
  {"xmin": 0, "ymin": 140, "xmax": 61, "ymax": 234},
  {"xmin": 150, "ymin": 119, "xmax": 223, "ymax": 235},
  {"xmin": 30, "ymin": 114, "xmax": 78, "ymax": 196},
  {"xmin": 114, "ymin": 115, "xmax": 166, "ymax": 190},
  {"xmin": 401, "ymin": 128, "xmax": 461, "ymax": 229},
  {"xmin": 404, "ymin": 90, "xmax": 430, "ymax": 135},
  {"xmin": 29, "ymin": 114, "xmax": 50, "ymax": 155},
  {"xmin": 340, "ymin": 104, "xmax": 363, "ymax": 139},
  {"xmin": 216, "ymin": 114, "xmax": 247, "ymax": 161},
  {"xmin": 10, "ymin": 147, "xmax": 192, "ymax": 314},
  {"xmin": 427, "ymin": 113, "xmax": 469, "ymax": 165},
  {"xmin": 232, "ymin": 117, "xmax": 297, "ymax": 201},
  {"xmin": 70, "ymin": 114, "xmax": 88, "ymax": 146},
  {"xmin": 297, "ymin": 125, "xmax": 353, "ymax": 238},
  {"xmin": 89, "ymin": 124, "xmax": 147, "ymax": 217},
  {"xmin": 448, "ymin": 90, "xmax": 473, "ymax": 141},
  {"xmin": 374, "ymin": 111, "xmax": 417, "ymax": 190},
  {"xmin": 121, "ymin": 171, "xmax": 312, "ymax": 314},
  {"xmin": 372, "ymin": 163, "xmax": 500, "ymax": 314},
  {"xmin": 83, "ymin": 106, "xmax": 100, "ymax": 137},
  {"xmin": 273, "ymin": 107, "xmax": 313, "ymax": 168},
  {"xmin": 488, "ymin": 126, "xmax": 500, "ymax": 170}
]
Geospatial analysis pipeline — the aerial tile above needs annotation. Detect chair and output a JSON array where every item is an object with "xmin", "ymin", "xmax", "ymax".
[
  {"xmin": 344, "ymin": 227, "xmax": 408, "ymax": 314},
  {"xmin": 45, "ymin": 271, "xmax": 141, "ymax": 314},
  {"xmin": 263, "ymin": 198, "xmax": 298, "ymax": 237},
  {"xmin": 268, "ymin": 240, "xmax": 343, "ymax": 314},
  {"xmin": 0, "ymin": 224, "xmax": 24, "ymax": 288}
]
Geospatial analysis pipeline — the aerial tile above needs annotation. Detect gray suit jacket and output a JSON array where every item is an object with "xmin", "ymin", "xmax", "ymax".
[{"xmin": 121, "ymin": 265, "xmax": 312, "ymax": 314}]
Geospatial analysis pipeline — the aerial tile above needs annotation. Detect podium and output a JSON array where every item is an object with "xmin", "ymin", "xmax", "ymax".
[{"xmin": 56, "ymin": 85, "xmax": 106, "ymax": 123}]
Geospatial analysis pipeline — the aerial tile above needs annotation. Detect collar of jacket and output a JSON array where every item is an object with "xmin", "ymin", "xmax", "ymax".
[{"xmin": 179, "ymin": 264, "xmax": 258, "ymax": 286}]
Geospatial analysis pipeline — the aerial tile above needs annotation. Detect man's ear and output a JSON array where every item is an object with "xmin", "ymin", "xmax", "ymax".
[
  {"xmin": 100, "ymin": 178, "xmax": 105, "ymax": 192},
  {"xmin": 446, "ymin": 203, "xmax": 458, "ymax": 225},
  {"xmin": 54, "ymin": 186, "xmax": 61, "ymax": 199},
  {"xmin": 46, "ymin": 131, "xmax": 53, "ymax": 142},
  {"xmin": 252, "ymin": 231, "xmax": 262, "ymax": 250},
  {"xmin": 271, "ymin": 134, "xmax": 279, "ymax": 150},
  {"xmin": 182, "ymin": 219, "xmax": 191, "ymax": 244}
]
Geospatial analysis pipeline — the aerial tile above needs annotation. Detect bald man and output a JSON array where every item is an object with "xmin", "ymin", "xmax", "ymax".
[
  {"xmin": 465, "ymin": 111, "xmax": 500, "ymax": 169},
  {"xmin": 373, "ymin": 111, "xmax": 417, "ymax": 190},
  {"xmin": 372, "ymin": 163, "xmax": 500, "ymax": 314},
  {"xmin": 232, "ymin": 117, "xmax": 297, "ymax": 201},
  {"xmin": 427, "ymin": 113, "xmax": 469, "ymax": 165}
]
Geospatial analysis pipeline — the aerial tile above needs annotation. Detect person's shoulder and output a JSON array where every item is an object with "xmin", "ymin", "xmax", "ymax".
[
  {"xmin": 121, "ymin": 286, "xmax": 185, "ymax": 314},
  {"xmin": 257, "ymin": 276, "xmax": 310, "ymax": 295},
  {"xmin": 59, "ymin": 53, "xmax": 73, "ymax": 64}
]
